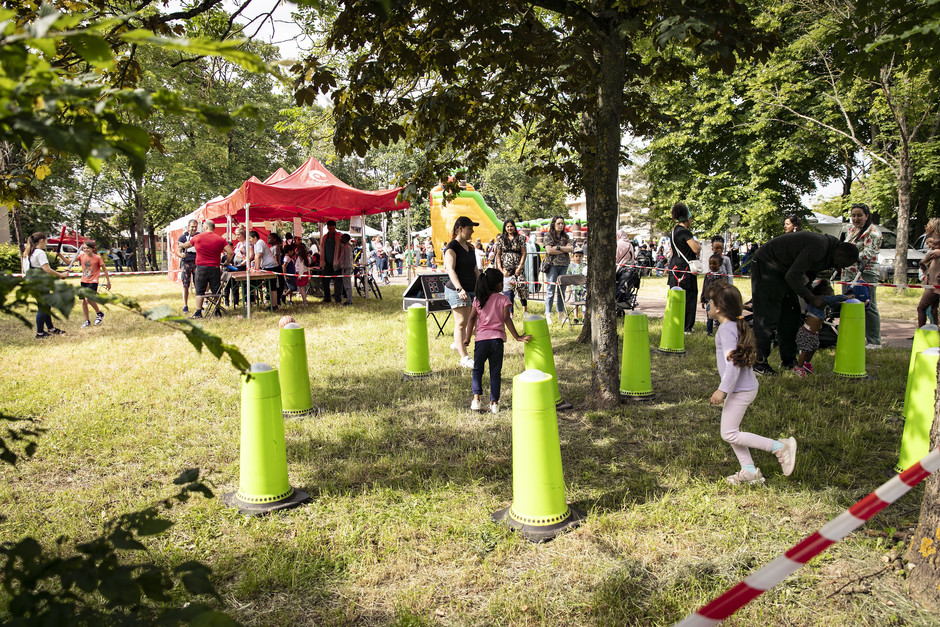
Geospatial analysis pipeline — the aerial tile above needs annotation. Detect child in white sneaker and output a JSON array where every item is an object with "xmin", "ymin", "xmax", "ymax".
[
  {"xmin": 709, "ymin": 283, "xmax": 797, "ymax": 484},
  {"xmin": 465, "ymin": 268, "xmax": 532, "ymax": 413}
]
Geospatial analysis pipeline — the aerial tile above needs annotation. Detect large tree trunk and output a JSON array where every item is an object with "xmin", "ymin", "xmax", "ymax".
[
  {"xmin": 133, "ymin": 176, "xmax": 146, "ymax": 272},
  {"xmin": 894, "ymin": 144, "xmax": 912, "ymax": 289},
  {"xmin": 580, "ymin": 29, "xmax": 626, "ymax": 408},
  {"xmin": 905, "ymin": 371, "xmax": 940, "ymax": 610}
]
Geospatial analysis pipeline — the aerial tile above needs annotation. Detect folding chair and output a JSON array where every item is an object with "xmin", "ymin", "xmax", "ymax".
[
  {"xmin": 557, "ymin": 274, "xmax": 586, "ymax": 329},
  {"xmin": 201, "ymin": 271, "xmax": 230, "ymax": 318}
]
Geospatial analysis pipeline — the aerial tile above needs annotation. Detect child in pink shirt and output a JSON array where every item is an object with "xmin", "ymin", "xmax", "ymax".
[
  {"xmin": 71, "ymin": 241, "xmax": 111, "ymax": 328},
  {"xmin": 465, "ymin": 268, "xmax": 531, "ymax": 414}
]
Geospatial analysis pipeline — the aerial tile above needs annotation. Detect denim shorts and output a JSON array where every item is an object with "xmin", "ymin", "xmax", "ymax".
[{"xmin": 444, "ymin": 286, "xmax": 474, "ymax": 309}]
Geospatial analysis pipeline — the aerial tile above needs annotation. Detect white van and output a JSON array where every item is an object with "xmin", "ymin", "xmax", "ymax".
[{"xmin": 811, "ymin": 216, "xmax": 923, "ymax": 282}]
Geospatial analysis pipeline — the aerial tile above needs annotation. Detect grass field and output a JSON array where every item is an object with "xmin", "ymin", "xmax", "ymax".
[{"xmin": 0, "ymin": 273, "xmax": 935, "ymax": 625}]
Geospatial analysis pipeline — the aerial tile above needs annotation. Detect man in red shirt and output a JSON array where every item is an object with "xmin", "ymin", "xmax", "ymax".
[{"xmin": 179, "ymin": 220, "xmax": 232, "ymax": 319}]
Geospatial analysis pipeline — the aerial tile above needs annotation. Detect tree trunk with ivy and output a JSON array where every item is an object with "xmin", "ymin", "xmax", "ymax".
[{"xmin": 905, "ymin": 376, "xmax": 940, "ymax": 610}]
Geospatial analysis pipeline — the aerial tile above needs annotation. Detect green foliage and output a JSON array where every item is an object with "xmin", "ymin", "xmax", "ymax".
[
  {"xmin": 0, "ymin": 469, "xmax": 238, "ymax": 626},
  {"xmin": 0, "ymin": 243, "xmax": 21, "ymax": 274}
]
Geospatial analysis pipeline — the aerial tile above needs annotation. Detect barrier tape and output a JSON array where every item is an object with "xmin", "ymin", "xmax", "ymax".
[{"xmin": 674, "ymin": 445, "xmax": 940, "ymax": 626}]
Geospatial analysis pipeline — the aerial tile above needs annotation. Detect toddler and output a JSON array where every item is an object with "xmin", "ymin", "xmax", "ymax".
[
  {"xmin": 794, "ymin": 280, "xmax": 846, "ymax": 376},
  {"xmin": 700, "ymin": 254, "xmax": 724, "ymax": 336}
]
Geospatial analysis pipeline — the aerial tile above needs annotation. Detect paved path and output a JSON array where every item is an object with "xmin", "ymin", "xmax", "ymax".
[{"xmin": 386, "ymin": 270, "xmax": 917, "ymax": 349}]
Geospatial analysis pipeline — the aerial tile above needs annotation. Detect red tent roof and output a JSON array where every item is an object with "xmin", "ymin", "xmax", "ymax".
[
  {"xmin": 263, "ymin": 168, "xmax": 290, "ymax": 183},
  {"xmin": 237, "ymin": 157, "xmax": 408, "ymax": 222}
]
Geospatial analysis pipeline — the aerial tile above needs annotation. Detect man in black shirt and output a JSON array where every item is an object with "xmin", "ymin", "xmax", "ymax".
[
  {"xmin": 751, "ymin": 232, "xmax": 858, "ymax": 375},
  {"xmin": 320, "ymin": 220, "xmax": 344, "ymax": 303}
]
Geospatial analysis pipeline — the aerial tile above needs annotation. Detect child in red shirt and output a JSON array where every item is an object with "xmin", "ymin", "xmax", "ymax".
[{"xmin": 72, "ymin": 241, "xmax": 111, "ymax": 328}]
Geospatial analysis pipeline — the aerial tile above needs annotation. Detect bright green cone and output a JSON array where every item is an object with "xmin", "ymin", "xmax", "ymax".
[
  {"xmin": 221, "ymin": 363, "xmax": 310, "ymax": 516},
  {"xmin": 620, "ymin": 312, "xmax": 653, "ymax": 398},
  {"xmin": 523, "ymin": 314, "xmax": 562, "ymax": 404},
  {"xmin": 279, "ymin": 324, "xmax": 315, "ymax": 419},
  {"xmin": 491, "ymin": 369, "xmax": 582, "ymax": 542},
  {"xmin": 895, "ymin": 347, "xmax": 940, "ymax": 472},
  {"xmin": 834, "ymin": 300, "xmax": 866, "ymax": 378},
  {"xmin": 902, "ymin": 324, "xmax": 939, "ymax": 419},
  {"xmin": 659, "ymin": 286, "xmax": 685, "ymax": 354},
  {"xmin": 404, "ymin": 304, "xmax": 431, "ymax": 378}
]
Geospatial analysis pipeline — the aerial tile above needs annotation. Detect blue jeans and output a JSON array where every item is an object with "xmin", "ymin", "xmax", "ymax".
[
  {"xmin": 36, "ymin": 311, "xmax": 54, "ymax": 333},
  {"xmin": 705, "ymin": 302, "xmax": 714, "ymax": 335},
  {"xmin": 472, "ymin": 339, "xmax": 504, "ymax": 402},
  {"xmin": 544, "ymin": 264, "xmax": 568, "ymax": 315}
]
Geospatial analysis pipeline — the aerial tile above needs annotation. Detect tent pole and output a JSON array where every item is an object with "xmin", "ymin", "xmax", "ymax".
[
  {"xmin": 245, "ymin": 204, "xmax": 251, "ymax": 319},
  {"xmin": 362, "ymin": 212, "xmax": 369, "ymax": 298},
  {"xmin": 406, "ymin": 206, "xmax": 412, "ymax": 283}
]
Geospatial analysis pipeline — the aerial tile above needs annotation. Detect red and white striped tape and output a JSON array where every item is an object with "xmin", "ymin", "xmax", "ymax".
[{"xmin": 674, "ymin": 445, "xmax": 940, "ymax": 626}]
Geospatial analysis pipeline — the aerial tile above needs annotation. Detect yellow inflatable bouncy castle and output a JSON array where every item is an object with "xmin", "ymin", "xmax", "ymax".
[{"xmin": 430, "ymin": 183, "xmax": 503, "ymax": 258}]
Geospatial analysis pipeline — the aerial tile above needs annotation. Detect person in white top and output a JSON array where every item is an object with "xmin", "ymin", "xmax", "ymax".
[
  {"xmin": 249, "ymin": 230, "xmax": 279, "ymax": 308},
  {"xmin": 22, "ymin": 232, "xmax": 68, "ymax": 339}
]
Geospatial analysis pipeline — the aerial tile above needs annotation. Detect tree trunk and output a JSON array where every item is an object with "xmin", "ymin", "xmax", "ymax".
[
  {"xmin": 841, "ymin": 152, "xmax": 853, "ymax": 197},
  {"xmin": 148, "ymin": 223, "xmax": 158, "ymax": 271},
  {"xmin": 580, "ymin": 29, "xmax": 625, "ymax": 408},
  {"xmin": 894, "ymin": 145, "xmax": 912, "ymax": 289},
  {"xmin": 904, "ymin": 370, "xmax": 940, "ymax": 610},
  {"xmin": 133, "ymin": 176, "xmax": 146, "ymax": 273}
]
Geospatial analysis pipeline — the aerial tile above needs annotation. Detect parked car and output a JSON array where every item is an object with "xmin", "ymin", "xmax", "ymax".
[{"xmin": 872, "ymin": 230, "xmax": 924, "ymax": 282}]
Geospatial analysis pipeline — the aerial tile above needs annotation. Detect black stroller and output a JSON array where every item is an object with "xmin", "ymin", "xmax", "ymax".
[{"xmin": 616, "ymin": 265, "xmax": 641, "ymax": 314}]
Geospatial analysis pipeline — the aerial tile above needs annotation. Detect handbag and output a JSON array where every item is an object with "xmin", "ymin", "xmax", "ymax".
[
  {"xmin": 540, "ymin": 259, "xmax": 551, "ymax": 274},
  {"xmin": 672, "ymin": 226, "xmax": 704, "ymax": 274}
]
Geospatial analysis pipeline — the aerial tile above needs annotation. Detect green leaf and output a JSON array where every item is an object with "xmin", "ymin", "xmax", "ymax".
[{"xmin": 65, "ymin": 34, "xmax": 113, "ymax": 69}]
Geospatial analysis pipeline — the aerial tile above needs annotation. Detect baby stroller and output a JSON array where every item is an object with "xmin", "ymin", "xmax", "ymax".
[{"xmin": 616, "ymin": 265, "xmax": 640, "ymax": 314}]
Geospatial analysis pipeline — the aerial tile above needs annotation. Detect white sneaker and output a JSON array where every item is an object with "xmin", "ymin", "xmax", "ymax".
[
  {"xmin": 490, "ymin": 402, "xmax": 499, "ymax": 414},
  {"xmin": 775, "ymin": 437, "xmax": 797, "ymax": 476},
  {"xmin": 866, "ymin": 343, "xmax": 882, "ymax": 350},
  {"xmin": 460, "ymin": 356, "xmax": 474, "ymax": 369},
  {"xmin": 450, "ymin": 342, "xmax": 458, "ymax": 351},
  {"xmin": 470, "ymin": 399, "xmax": 481, "ymax": 411},
  {"xmin": 80, "ymin": 320, "xmax": 90, "ymax": 329},
  {"xmin": 726, "ymin": 468, "xmax": 765, "ymax": 485},
  {"xmin": 545, "ymin": 315, "xmax": 552, "ymax": 325}
]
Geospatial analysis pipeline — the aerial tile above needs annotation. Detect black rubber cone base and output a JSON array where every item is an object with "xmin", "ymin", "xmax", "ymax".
[
  {"xmin": 620, "ymin": 392, "xmax": 657, "ymax": 402},
  {"xmin": 491, "ymin": 505, "xmax": 584, "ymax": 543},
  {"xmin": 402, "ymin": 371, "xmax": 433, "ymax": 380},
  {"xmin": 656, "ymin": 348, "xmax": 686, "ymax": 356},
  {"xmin": 283, "ymin": 407, "xmax": 320, "ymax": 420},
  {"xmin": 555, "ymin": 399, "xmax": 574, "ymax": 411},
  {"xmin": 221, "ymin": 487, "xmax": 311, "ymax": 517}
]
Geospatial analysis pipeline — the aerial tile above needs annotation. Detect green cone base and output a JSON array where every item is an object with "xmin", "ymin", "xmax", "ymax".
[
  {"xmin": 491, "ymin": 505, "xmax": 584, "ymax": 543},
  {"xmin": 221, "ymin": 487, "xmax": 311, "ymax": 517},
  {"xmin": 835, "ymin": 372, "xmax": 869, "ymax": 379},
  {"xmin": 620, "ymin": 390, "xmax": 654, "ymax": 398},
  {"xmin": 283, "ymin": 407, "xmax": 320, "ymax": 419},
  {"xmin": 657, "ymin": 347, "xmax": 686, "ymax": 355}
]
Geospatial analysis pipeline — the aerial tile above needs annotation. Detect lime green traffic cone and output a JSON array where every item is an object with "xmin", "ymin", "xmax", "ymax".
[
  {"xmin": 491, "ymin": 369, "xmax": 583, "ymax": 542},
  {"xmin": 222, "ymin": 363, "xmax": 310, "ymax": 515},
  {"xmin": 834, "ymin": 299, "xmax": 866, "ymax": 378},
  {"xmin": 620, "ymin": 311, "xmax": 653, "ymax": 399},
  {"xmin": 895, "ymin": 347, "xmax": 940, "ymax": 472},
  {"xmin": 659, "ymin": 286, "xmax": 686, "ymax": 354},
  {"xmin": 523, "ymin": 314, "xmax": 572, "ymax": 410},
  {"xmin": 902, "ymin": 324, "xmax": 939, "ymax": 419},
  {"xmin": 404, "ymin": 303, "xmax": 431, "ymax": 378},
  {"xmin": 279, "ymin": 323, "xmax": 316, "ymax": 419}
]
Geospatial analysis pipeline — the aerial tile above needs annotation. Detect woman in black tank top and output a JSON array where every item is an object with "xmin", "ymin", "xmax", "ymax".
[{"xmin": 444, "ymin": 216, "xmax": 481, "ymax": 368}]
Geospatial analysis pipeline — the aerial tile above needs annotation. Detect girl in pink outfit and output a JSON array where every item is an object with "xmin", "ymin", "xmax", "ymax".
[
  {"xmin": 709, "ymin": 284, "xmax": 796, "ymax": 485},
  {"xmin": 464, "ymin": 268, "xmax": 531, "ymax": 414}
]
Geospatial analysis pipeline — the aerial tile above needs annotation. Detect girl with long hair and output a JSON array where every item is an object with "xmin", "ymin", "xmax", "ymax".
[
  {"xmin": 708, "ymin": 283, "xmax": 796, "ymax": 485},
  {"xmin": 464, "ymin": 268, "xmax": 531, "ymax": 413},
  {"xmin": 495, "ymin": 219, "xmax": 529, "ymax": 316}
]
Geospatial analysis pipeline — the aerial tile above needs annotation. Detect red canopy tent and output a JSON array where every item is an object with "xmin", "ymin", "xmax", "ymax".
[
  {"xmin": 48, "ymin": 228, "xmax": 90, "ymax": 248},
  {"xmin": 209, "ymin": 157, "xmax": 409, "ymax": 223}
]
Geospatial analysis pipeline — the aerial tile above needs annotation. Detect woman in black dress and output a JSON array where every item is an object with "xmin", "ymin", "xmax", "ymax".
[{"xmin": 666, "ymin": 202, "xmax": 702, "ymax": 332}]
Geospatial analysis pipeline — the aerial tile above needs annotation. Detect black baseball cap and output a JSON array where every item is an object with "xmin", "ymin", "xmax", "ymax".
[{"xmin": 454, "ymin": 216, "xmax": 479, "ymax": 228}]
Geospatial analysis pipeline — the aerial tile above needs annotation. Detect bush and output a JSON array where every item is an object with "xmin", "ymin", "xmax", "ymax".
[{"xmin": 0, "ymin": 242, "xmax": 23, "ymax": 273}]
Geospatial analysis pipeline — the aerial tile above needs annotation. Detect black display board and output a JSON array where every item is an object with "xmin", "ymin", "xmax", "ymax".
[{"xmin": 402, "ymin": 274, "xmax": 451, "ymax": 312}]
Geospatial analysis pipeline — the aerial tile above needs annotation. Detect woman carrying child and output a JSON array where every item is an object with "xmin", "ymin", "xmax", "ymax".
[
  {"xmin": 708, "ymin": 283, "xmax": 797, "ymax": 485},
  {"xmin": 917, "ymin": 235, "xmax": 940, "ymax": 327},
  {"xmin": 464, "ymin": 268, "xmax": 531, "ymax": 414},
  {"xmin": 22, "ymin": 232, "xmax": 68, "ymax": 339}
]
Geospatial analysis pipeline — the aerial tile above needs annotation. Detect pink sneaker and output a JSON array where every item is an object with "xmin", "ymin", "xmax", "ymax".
[
  {"xmin": 793, "ymin": 366, "xmax": 806, "ymax": 378},
  {"xmin": 802, "ymin": 363, "xmax": 814, "ymax": 374}
]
